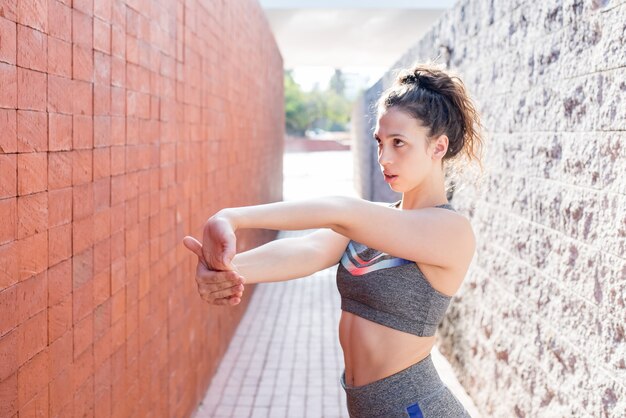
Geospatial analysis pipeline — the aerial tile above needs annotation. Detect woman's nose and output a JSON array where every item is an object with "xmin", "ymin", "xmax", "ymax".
[{"xmin": 378, "ymin": 147, "xmax": 392, "ymax": 165}]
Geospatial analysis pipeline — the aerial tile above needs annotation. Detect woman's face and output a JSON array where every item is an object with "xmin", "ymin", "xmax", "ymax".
[{"xmin": 374, "ymin": 106, "xmax": 447, "ymax": 192}]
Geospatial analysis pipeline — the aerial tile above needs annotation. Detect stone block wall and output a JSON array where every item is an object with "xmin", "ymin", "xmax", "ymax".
[
  {"xmin": 352, "ymin": 0, "xmax": 625, "ymax": 416},
  {"xmin": 0, "ymin": 0, "xmax": 283, "ymax": 417}
]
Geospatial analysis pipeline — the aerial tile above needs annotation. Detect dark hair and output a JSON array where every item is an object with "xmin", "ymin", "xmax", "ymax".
[{"xmin": 376, "ymin": 62, "xmax": 485, "ymax": 177}]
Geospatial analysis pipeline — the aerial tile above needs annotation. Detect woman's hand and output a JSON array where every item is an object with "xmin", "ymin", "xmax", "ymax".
[
  {"xmin": 183, "ymin": 236, "xmax": 245, "ymax": 306},
  {"xmin": 202, "ymin": 211, "xmax": 238, "ymax": 271}
]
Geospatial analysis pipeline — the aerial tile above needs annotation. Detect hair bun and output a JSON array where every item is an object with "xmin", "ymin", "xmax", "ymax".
[{"xmin": 400, "ymin": 71, "xmax": 420, "ymax": 85}]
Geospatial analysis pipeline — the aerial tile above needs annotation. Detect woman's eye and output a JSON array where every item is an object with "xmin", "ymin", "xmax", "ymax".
[{"xmin": 394, "ymin": 139, "xmax": 404, "ymax": 146}]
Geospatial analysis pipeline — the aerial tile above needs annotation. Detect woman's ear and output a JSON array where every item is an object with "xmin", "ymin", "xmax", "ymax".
[{"xmin": 431, "ymin": 134, "xmax": 449, "ymax": 160}]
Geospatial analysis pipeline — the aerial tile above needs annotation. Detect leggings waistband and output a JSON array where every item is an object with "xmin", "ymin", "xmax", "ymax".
[{"xmin": 340, "ymin": 354, "xmax": 444, "ymax": 399}]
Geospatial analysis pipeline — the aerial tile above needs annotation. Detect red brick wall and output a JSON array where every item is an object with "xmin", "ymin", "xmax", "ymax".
[{"xmin": 0, "ymin": 0, "xmax": 284, "ymax": 417}]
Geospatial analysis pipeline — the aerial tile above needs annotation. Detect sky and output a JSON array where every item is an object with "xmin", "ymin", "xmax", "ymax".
[{"xmin": 259, "ymin": 1, "xmax": 455, "ymax": 92}]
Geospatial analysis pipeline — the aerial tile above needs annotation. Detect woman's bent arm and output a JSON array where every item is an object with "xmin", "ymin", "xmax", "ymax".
[
  {"xmin": 232, "ymin": 230, "xmax": 344, "ymax": 284},
  {"xmin": 214, "ymin": 195, "xmax": 474, "ymax": 270}
]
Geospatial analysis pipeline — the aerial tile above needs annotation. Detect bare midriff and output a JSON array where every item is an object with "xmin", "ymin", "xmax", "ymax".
[
  {"xmin": 339, "ymin": 312, "xmax": 436, "ymax": 387},
  {"xmin": 340, "ymin": 262, "xmax": 459, "ymax": 388}
]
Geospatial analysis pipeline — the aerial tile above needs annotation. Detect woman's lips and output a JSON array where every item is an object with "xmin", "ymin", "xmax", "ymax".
[{"xmin": 384, "ymin": 173, "xmax": 398, "ymax": 183}]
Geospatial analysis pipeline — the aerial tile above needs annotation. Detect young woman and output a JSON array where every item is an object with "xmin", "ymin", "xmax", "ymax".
[{"xmin": 183, "ymin": 63, "xmax": 483, "ymax": 417}]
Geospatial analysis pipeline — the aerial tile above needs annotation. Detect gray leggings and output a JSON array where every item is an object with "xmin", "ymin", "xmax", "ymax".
[{"xmin": 340, "ymin": 354, "xmax": 471, "ymax": 418}]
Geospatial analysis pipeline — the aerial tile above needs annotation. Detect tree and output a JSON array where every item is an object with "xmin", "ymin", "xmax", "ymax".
[
  {"xmin": 283, "ymin": 68, "xmax": 354, "ymax": 135},
  {"xmin": 329, "ymin": 69, "xmax": 346, "ymax": 96},
  {"xmin": 284, "ymin": 70, "xmax": 310, "ymax": 135}
]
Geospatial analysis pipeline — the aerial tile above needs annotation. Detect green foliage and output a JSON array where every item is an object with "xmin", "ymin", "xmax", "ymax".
[{"xmin": 284, "ymin": 69, "xmax": 353, "ymax": 136}]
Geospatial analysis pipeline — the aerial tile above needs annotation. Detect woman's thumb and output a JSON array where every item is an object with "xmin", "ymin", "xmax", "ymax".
[{"xmin": 183, "ymin": 236, "xmax": 206, "ymax": 266}]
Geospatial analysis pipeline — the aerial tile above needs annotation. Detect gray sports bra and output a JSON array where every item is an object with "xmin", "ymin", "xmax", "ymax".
[{"xmin": 335, "ymin": 200, "xmax": 456, "ymax": 336}]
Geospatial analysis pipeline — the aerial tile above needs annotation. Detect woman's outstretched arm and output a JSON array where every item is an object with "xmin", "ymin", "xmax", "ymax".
[{"xmin": 209, "ymin": 196, "xmax": 475, "ymax": 271}]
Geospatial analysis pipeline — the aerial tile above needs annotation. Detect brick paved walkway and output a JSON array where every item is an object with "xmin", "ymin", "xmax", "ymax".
[
  {"xmin": 194, "ymin": 231, "xmax": 349, "ymax": 418},
  {"xmin": 192, "ymin": 151, "xmax": 480, "ymax": 418}
]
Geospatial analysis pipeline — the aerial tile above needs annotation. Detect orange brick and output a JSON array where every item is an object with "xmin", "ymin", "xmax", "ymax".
[
  {"xmin": 94, "ymin": 51, "xmax": 110, "ymax": 85},
  {"xmin": 109, "ymin": 146, "xmax": 124, "ymax": 176},
  {"xmin": 17, "ymin": 152, "xmax": 47, "ymax": 196},
  {"xmin": 94, "ymin": 84, "xmax": 111, "ymax": 116},
  {"xmin": 72, "ymin": 345, "xmax": 93, "ymax": 392},
  {"xmin": 73, "ymin": 182, "xmax": 94, "ymax": 221},
  {"xmin": 110, "ymin": 116, "xmax": 125, "ymax": 145},
  {"xmin": 93, "ymin": 237, "xmax": 110, "ymax": 276},
  {"xmin": 47, "ymin": 0, "xmax": 71, "ymax": 42},
  {"xmin": 47, "ymin": 75, "xmax": 73, "ymax": 114},
  {"xmin": 20, "ymin": 386, "xmax": 48, "ymax": 417},
  {"xmin": 111, "ymin": 56, "xmax": 124, "ymax": 88},
  {"xmin": 93, "ymin": 268, "xmax": 110, "ymax": 308},
  {"xmin": 94, "ymin": 0, "xmax": 111, "ymax": 21},
  {"xmin": 0, "ymin": 242, "xmax": 17, "ymax": 290},
  {"xmin": 0, "ymin": 0, "xmax": 17, "ymax": 21},
  {"xmin": 93, "ymin": 208, "xmax": 110, "ymax": 244},
  {"xmin": 16, "ymin": 270, "xmax": 46, "ymax": 325},
  {"xmin": 110, "ymin": 174, "xmax": 125, "ymax": 205},
  {"xmin": 73, "ymin": 247, "xmax": 93, "ymax": 290},
  {"xmin": 73, "ymin": 216, "xmax": 94, "ymax": 255},
  {"xmin": 0, "ymin": 372, "xmax": 17, "ymax": 418},
  {"xmin": 0, "ymin": 197, "xmax": 16, "ymax": 245},
  {"xmin": 17, "ymin": 109, "xmax": 47, "ymax": 152},
  {"xmin": 72, "ymin": 149, "xmax": 92, "ymax": 186},
  {"xmin": 48, "ymin": 293, "xmax": 71, "ymax": 343},
  {"xmin": 48, "ymin": 36, "xmax": 72, "ymax": 77},
  {"xmin": 111, "ymin": 24, "xmax": 124, "ymax": 59},
  {"xmin": 126, "ymin": 35, "xmax": 138, "ymax": 65},
  {"xmin": 17, "ymin": 0, "xmax": 47, "ymax": 32},
  {"xmin": 49, "ymin": 367, "xmax": 73, "ymax": 417},
  {"xmin": 73, "ymin": 0, "xmax": 93, "ymax": 16},
  {"xmin": 0, "ymin": 17, "xmax": 17, "ymax": 65},
  {"xmin": 16, "ymin": 191, "xmax": 47, "ymax": 239},
  {"xmin": 49, "ymin": 223, "xmax": 72, "ymax": 266},
  {"xmin": 48, "ymin": 187, "xmax": 72, "ymax": 227},
  {"xmin": 93, "ymin": 294, "xmax": 110, "ymax": 334},
  {"xmin": 17, "ymin": 68, "xmax": 46, "ymax": 113},
  {"xmin": 0, "ymin": 285, "xmax": 17, "ymax": 337},
  {"xmin": 110, "ymin": 318, "xmax": 124, "ymax": 352},
  {"xmin": 48, "ymin": 151, "xmax": 72, "ymax": 191},
  {"xmin": 73, "ymin": 43, "xmax": 94, "ymax": 82},
  {"xmin": 17, "ymin": 231, "xmax": 47, "ymax": 282},
  {"xmin": 93, "ymin": 18, "xmax": 110, "ymax": 54},
  {"xmin": 74, "ymin": 312, "xmax": 93, "ymax": 359},
  {"xmin": 47, "ymin": 259, "xmax": 71, "ymax": 307},
  {"xmin": 93, "ymin": 177, "xmax": 110, "ymax": 208},
  {"xmin": 48, "ymin": 330, "xmax": 72, "ymax": 378},
  {"xmin": 0, "ymin": 61, "xmax": 17, "ymax": 109},
  {"xmin": 72, "ymin": 9, "xmax": 92, "ymax": 45},
  {"xmin": 0, "ymin": 108, "xmax": 17, "ymax": 153},
  {"xmin": 73, "ymin": 280, "xmax": 93, "ymax": 326},
  {"xmin": 17, "ymin": 308, "xmax": 46, "ymax": 365},
  {"xmin": 16, "ymin": 24, "xmax": 46, "ymax": 72},
  {"xmin": 72, "ymin": 79, "xmax": 93, "ymax": 116},
  {"xmin": 17, "ymin": 346, "xmax": 48, "ymax": 408},
  {"xmin": 73, "ymin": 114, "xmax": 93, "ymax": 149},
  {"xmin": 94, "ymin": 357, "xmax": 111, "ymax": 411},
  {"xmin": 0, "ymin": 327, "xmax": 17, "ymax": 381},
  {"xmin": 93, "ymin": 147, "xmax": 110, "ymax": 180},
  {"xmin": 110, "ymin": 289, "xmax": 124, "ymax": 324},
  {"xmin": 48, "ymin": 113, "xmax": 72, "ymax": 151},
  {"xmin": 74, "ymin": 375, "xmax": 95, "ymax": 418},
  {"xmin": 93, "ymin": 116, "xmax": 111, "ymax": 148},
  {"xmin": 0, "ymin": 154, "xmax": 16, "ymax": 198}
]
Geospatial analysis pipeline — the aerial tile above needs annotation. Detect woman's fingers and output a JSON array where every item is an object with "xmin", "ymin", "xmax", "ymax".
[
  {"xmin": 201, "ymin": 283, "xmax": 244, "ymax": 300},
  {"xmin": 183, "ymin": 234, "xmax": 246, "ymax": 306}
]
